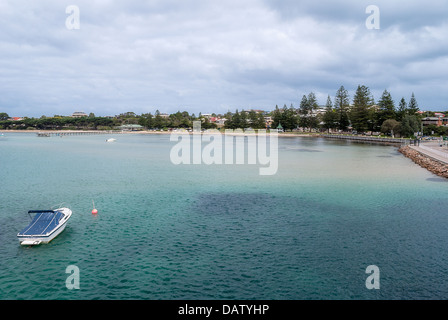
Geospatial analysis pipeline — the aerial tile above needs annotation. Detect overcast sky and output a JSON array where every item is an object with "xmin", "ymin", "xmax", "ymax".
[{"xmin": 1, "ymin": 0, "xmax": 447, "ymax": 117}]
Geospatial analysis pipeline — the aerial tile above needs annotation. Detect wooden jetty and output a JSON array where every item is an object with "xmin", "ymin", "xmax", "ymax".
[
  {"xmin": 321, "ymin": 134, "xmax": 410, "ymax": 145},
  {"xmin": 37, "ymin": 131, "xmax": 121, "ymax": 137}
]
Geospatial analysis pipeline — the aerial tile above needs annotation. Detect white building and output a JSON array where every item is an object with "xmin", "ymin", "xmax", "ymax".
[{"xmin": 71, "ymin": 111, "xmax": 88, "ymax": 118}]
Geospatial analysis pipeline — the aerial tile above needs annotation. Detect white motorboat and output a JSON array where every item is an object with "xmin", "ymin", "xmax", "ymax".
[
  {"xmin": 106, "ymin": 138, "xmax": 117, "ymax": 142},
  {"xmin": 17, "ymin": 208, "xmax": 72, "ymax": 245}
]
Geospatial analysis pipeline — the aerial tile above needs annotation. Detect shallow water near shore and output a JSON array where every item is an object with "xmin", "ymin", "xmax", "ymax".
[{"xmin": 1, "ymin": 132, "xmax": 448, "ymax": 299}]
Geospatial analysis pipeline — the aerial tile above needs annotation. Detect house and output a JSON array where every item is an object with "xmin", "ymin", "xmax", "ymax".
[
  {"xmin": 215, "ymin": 118, "xmax": 227, "ymax": 127},
  {"xmin": 71, "ymin": 111, "xmax": 88, "ymax": 118},
  {"xmin": 422, "ymin": 117, "xmax": 444, "ymax": 127},
  {"xmin": 311, "ymin": 108, "xmax": 327, "ymax": 116},
  {"xmin": 118, "ymin": 124, "xmax": 144, "ymax": 131}
]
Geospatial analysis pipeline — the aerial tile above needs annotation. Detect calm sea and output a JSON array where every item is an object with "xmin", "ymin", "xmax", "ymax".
[{"xmin": 0, "ymin": 132, "xmax": 447, "ymax": 300}]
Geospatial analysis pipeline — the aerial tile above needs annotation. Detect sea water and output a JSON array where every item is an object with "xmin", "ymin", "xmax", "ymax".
[{"xmin": 0, "ymin": 132, "xmax": 447, "ymax": 300}]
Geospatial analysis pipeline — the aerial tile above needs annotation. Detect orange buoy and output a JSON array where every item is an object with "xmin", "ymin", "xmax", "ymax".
[{"xmin": 92, "ymin": 200, "xmax": 98, "ymax": 214}]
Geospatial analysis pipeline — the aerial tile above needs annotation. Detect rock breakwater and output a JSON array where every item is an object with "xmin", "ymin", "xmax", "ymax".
[{"xmin": 399, "ymin": 146, "xmax": 448, "ymax": 179}]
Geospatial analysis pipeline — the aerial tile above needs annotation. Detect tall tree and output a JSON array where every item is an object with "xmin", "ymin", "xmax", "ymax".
[
  {"xmin": 322, "ymin": 95, "xmax": 338, "ymax": 132},
  {"xmin": 407, "ymin": 93, "xmax": 419, "ymax": 115},
  {"xmin": 350, "ymin": 85, "xmax": 374, "ymax": 132},
  {"xmin": 298, "ymin": 95, "xmax": 310, "ymax": 131},
  {"xmin": 232, "ymin": 110, "xmax": 241, "ymax": 129},
  {"xmin": 334, "ymin": 85, "xmax": 350, "ymax": 131},
  {"xmin": 377, "ymin": 89, "xmax": 396, "ymax": 128},
  {"xmin": 307, "ymin": 92, "xmax": 319, "ymax": 111},
  {"xmin": 239, "ymin": 110, "xmax": 248, "ymax": 129},
  {"xmin": 283, "ymin": 104, "xmax": 299, "ymax": 131},
  {"xmin": 298, "ymin": 92, "xmax": 319, "ymax": 131},
  {"xmin": 396, "ymin": 97, "xmax": 407, "ymax": 122},
  {"xmin": 307, "ymin": 92, "xmax": 319, "ymax": 130},
  {"xmin": 270, "ymin": 105, "xmax": 282, "ymax": 130},
  {"xmin": 153, "ymin": 110, "xmax": 166, "ymax": 129}
]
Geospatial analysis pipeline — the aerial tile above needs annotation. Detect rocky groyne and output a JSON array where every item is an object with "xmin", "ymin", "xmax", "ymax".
[{"xmin": 399, "ymin": 146, "xmax": 448, "ymax": 179}]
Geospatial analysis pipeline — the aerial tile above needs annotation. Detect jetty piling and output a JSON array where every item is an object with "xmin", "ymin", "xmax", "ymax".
[{"xmin": 321, "ymin": 134, "xmax": 410, "ymax": 145}]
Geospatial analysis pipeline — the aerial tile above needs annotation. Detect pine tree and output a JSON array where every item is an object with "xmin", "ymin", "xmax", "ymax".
[
  {"xmin": 232, "ymin": 110, "xmax": 241, "ymax": 129},
  {"xmin": 283, "ymin": 104, "xmax": 299, "ymax": 131},
  {"xmin": 397, "ymin": 97, "xmax": 407, "ymax": 122},
  {"xmin": 153, "ymin": 110, "xmax": 165, "ymax": 129},
  {"xmin": 351, "ymin": 85, "xmax": 374, "ymax": 132},
  {"xmin": 271, "ymin": 105, "xmax": 282, "ymax": 130},
  {"xmin": 322, "ymin": 95, "xmax": 338, "ymax": 132},
  {"xmin": 307, "ymin": 92, "xmax": 319, "ymax": 111},
  {"xmin": 334, "ymin": 85, "xmax": 350, "ymax": 131},
  {"xmin": 307, "ymin": 92, "xmax": 319, "ymax": 130},
  {"xmin": 297, "ymin": 92, "xmax": 319, "ymax": 131},
  {"xmin": 240, "ymin": 109, "xmax": 248, "ymax": 129},
  {"xmin": 377, "ymin": 90, "xmax": 396, "ymax": 128},
  {"xmin": 407, "ymin": 93, "xmax": 419, "ymax": 115},
  {"xmin": 298, "ymin": 95, "xmax": 310, "ymax": 130}
]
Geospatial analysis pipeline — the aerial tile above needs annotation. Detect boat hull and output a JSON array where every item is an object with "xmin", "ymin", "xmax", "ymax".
[{"xmin": 17, "ymin": 208, "xmax": 72, "ymax": 245}]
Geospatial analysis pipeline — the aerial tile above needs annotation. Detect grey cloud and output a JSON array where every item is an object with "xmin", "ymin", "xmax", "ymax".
[{"xmin": 0, "ymin": 0, "xmax": 447, "ymax": 117}]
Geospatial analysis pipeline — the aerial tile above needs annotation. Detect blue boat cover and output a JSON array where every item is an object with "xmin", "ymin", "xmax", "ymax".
[{"xmin": 19, "ymin": 211, "xmax": 64, "ymax": 236}]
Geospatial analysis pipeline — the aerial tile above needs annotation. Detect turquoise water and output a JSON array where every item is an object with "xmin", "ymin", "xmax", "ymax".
[{"xmin": 1, "ymin": 132, "xmax": 448, "ymax": 300}]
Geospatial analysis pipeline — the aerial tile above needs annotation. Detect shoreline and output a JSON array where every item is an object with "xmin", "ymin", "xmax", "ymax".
[
  {"xmin": 0, "ymin": 129, "xmax": 412, "ymax": 144},
  {"xmin": 0, "ymin": 129, "xmax": 406, "ymax": 140},
  {"xmin": 399, "ymin": 145, "xmax": 448, "ymax": 179},
  {"xmin": 0, "ymin": 129, "xmax": 411, "ymax": 144},
  {"xmin": 0, "ymin": 129, "xmax": 319, "ymax": 138}
]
